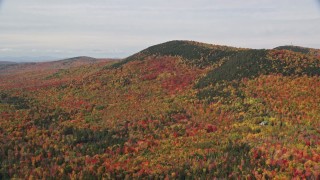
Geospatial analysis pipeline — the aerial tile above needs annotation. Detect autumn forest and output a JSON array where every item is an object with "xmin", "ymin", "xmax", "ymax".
[{"xmin": 0, "ymin": 40, "xmax": 319, "ymax": 179}]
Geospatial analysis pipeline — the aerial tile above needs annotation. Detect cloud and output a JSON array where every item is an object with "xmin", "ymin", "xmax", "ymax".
[
  {"xmin": 0, "ymin": 48, "xmax": 13, "ymax": 52},
  {"xmin": 0, "ymin": 0, "xmax": 3, "ymax": 12}
]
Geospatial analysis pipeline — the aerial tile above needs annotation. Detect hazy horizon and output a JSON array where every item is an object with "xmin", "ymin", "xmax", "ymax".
[{"xmin": 1, "ymin": 0, "xmax": 320, "ymax": 62}]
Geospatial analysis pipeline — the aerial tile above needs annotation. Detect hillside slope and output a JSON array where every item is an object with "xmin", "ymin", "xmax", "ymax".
[{"xmin": 0, "ymin": 41, "xmax": 319, "ymax": 179}]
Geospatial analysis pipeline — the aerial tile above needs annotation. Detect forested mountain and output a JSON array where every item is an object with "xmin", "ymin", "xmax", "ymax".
[{"xmin": 0, "ymin": 41, "xmax": 319, "ymax": 179}]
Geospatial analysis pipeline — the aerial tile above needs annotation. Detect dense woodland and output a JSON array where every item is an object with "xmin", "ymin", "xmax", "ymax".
[{"xmin": 0, "ymin": 41, "xmax": 319, "ymax": 179}]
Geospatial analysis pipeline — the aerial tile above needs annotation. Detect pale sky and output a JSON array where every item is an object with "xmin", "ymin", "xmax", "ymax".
[{"xmin": 0, "ymin": 0, "xmax": 320, "ymax": 61}]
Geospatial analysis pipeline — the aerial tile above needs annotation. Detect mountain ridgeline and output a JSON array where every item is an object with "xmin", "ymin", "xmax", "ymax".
[
  {"xmin": 109, "ymin": 40, "xmax": 320, "ymax": 100},
  {"xmin": 0, "ymin": 41, "xmax": 320, "ymax": 179},
  {"xmin": 112, "ymin": 40, "xmax": 320, "ymax": 79}
]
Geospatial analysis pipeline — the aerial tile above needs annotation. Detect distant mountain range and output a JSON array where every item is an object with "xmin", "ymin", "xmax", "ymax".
[
  {"xmin": 0, "ymin": 56, "xmax": 60, "ymax": 62},
  {"xmin": 0, "ymin": 61, "xmax": 17, "ymax": 65},
  {"xmin": 0, "ymin": 56, "xmax": 118, "ymax": 74}
]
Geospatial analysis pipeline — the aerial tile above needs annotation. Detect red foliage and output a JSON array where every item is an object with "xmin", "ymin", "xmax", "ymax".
[{"xmin": 206, "ymin": 124, "xmax": 217, "ymax": 133}]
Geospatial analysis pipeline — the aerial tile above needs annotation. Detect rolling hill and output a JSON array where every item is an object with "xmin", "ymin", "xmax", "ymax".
[{"xmin": 0, "ymin": 41, "xmax": 319, "ymax": 179}]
